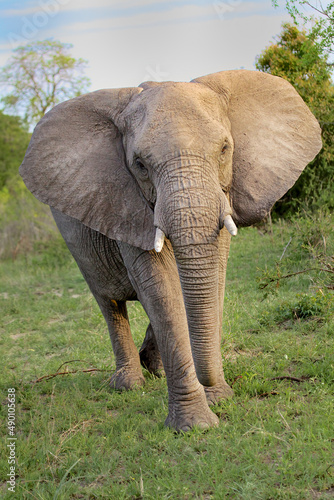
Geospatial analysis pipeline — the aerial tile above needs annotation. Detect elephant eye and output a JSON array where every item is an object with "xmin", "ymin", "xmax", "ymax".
[
  {"xmin": 221, "ymin": 144, "xmax": 228, "ymax": 154},
  {"xmin": 134, "ymin": 159, "xmax": 148, "ymax": 177}
]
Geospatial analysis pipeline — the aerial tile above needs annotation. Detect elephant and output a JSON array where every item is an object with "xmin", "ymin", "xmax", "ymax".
[{"xmin": 19, "ymin": 70, "xmax": 322, "ymax": 432}]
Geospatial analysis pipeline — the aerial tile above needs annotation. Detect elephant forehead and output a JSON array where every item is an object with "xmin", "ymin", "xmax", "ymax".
[
  {"xmin": 145, "ymin": 82, "xmax": 224, "ymax": 120},
  {"xmin": 124, "ymin": 83, "xmax": 230, "ymax": 159},
  {"xmin": 125, "ymin": 82, "xmax": 227, "ymax": 130}
]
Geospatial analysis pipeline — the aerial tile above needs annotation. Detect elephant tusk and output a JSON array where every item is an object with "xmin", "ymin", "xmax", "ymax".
[
  {"xmin": 154, "ymin": 228, "xmax": 165, "ymax": 252},
  {"xmin": 224, "ymin": 215, "xmax": 238, "ymax": 236}
]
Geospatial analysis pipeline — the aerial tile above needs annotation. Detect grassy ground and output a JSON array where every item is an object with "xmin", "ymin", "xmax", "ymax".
[{"xmin": 1, "ymin": 220, "xmax": 333, "ymax": 499}]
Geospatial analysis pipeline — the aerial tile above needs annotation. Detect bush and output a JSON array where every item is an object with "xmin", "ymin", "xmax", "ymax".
[
  {"xmin": 257, "ymin": 210, "xmax": 334, "ymax": 296},
  {"xmin": 0, "ymin": 178, "xmax": 59, "ymax": 260},
  {"xmin": 276, "ymin": 291, "xmax": 334, "ymax": 321}
]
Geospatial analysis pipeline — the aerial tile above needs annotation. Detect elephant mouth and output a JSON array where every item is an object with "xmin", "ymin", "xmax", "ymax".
[{"xmin": 153, "ymin": 214, "xmax": 237, "ymax": 253}]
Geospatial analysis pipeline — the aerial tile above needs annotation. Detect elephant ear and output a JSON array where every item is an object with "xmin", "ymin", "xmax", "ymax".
[
  {"xmin": 19, "ymin": 88, "xmax": 156, "ymax": 250},
  {"xmin": 192, "ymin": 70, "xmax": 322, "ymax": 226}
]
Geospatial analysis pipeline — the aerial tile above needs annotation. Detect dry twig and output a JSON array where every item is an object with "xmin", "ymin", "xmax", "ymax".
[
  {"xmin": 33, "ymin": 367, "xmax": 109, "ymax": 383},
  {"xmin": 260, "ymin": 267, "xmax": 334, "ymax": 289}
]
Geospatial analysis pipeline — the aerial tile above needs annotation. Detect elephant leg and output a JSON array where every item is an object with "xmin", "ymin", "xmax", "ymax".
[
  {"xmin": 50, "ymin": 210, "xmax": 144, "ymax": 390},
  {"xmin": 96, "ymin": 296, "xmax": 145, "ymax": 391},
  {"xmin": 118, "ymin": 240, "xmax": 219, "ymax": 432},
  {"xmin": 139, "ymin": 323, "xmax": 165, "ymax": 377},
  {"xmin": 204, "ymin": 227, "xmax": 234, "ymax": 405}
]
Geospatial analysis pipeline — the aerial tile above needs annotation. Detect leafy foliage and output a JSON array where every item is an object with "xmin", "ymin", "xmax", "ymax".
[
  {"xmin": 0, "ymin": 178, "xmax": 59, "ymax": 260},
  {"xmin": 256, "ymin": 23, "xmax": 334, "ymax": 216},
  {"xmin": 0, "ymin": 109, "xmax": 58, "ymax": 260},
  {"xmin": 272, "ymin": 0, "xmax": 334, "ymax": 55},
  {"xmin": 0, "ymin": 111, "xmax": 30, "ymax": 190},
  {"xmin": 277, "ymin": 291, "xmax": 334, "ymax": 320},
  {"xmin": 260, "ymin": 290, "xmax": 334, "ymax": 326},
  {"xmin": 257, "ymin": 210, "xmax": 334, "ymax": 318},
  {"xmin": 0, "ymin": 40, "xmax": 91, "ymax": 126}
]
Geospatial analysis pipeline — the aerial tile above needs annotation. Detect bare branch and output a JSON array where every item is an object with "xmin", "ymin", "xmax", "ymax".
[
  {"xmin": 259, "ymin": 267, "xmax": 334, "ymax": 289},
  {"xmin": 304, "ymin": 0, "xmax": 332, "ymax": 19},
  {"xmin": 33, "ymin": 367, "xmax": 109, "ymax": 383}
]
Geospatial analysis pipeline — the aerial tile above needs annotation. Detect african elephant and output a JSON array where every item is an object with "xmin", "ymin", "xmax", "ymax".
[{"xmin": 19, "ymin": 70, "xmax": 322, "ymax": 432}]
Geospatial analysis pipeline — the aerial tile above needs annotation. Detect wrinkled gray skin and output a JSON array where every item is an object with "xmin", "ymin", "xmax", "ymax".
[{"xmin": 19, "ymin": 70, "xmax": 322, "ymax": 432}]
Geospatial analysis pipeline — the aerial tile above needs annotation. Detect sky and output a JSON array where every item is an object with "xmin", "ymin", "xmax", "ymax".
[{"xmin": 0, "ymin": 0, "xmax": 293, "ymax": 91}]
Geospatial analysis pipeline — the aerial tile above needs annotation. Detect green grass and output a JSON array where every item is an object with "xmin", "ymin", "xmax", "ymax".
[{"xmin": 1, "ymin": 221, "xmax": 333, "ymax": 499}]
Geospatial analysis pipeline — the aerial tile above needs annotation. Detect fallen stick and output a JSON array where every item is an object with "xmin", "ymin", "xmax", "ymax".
[
  {"xmin": 33, "ymin": 367, "xmax": 109, "ymax": 383},
  {"xmin": 270, "ymin": 376, "xmax": 307, "ymax": 383},
  {"xmin": 260, "ymin": 267, "xmax": 334, "ymax": 289}
]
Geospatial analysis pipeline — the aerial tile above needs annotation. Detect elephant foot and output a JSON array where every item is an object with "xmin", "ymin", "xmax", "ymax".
[
  {"xmin": 204, "ymin": 376, "xmax": 234, "ymax": 406},
  {"xmin": 109, "ymin": 365, "xmax": 145, "ymax": 391},
  {"xmin": 165, "ymin": 404, "xmax": 219, "ymax": 433},
  {"xmin": 139, "ymin": 324, "xmax": 165, "ymax": 377},
  {"xmin": 165, "ymin": 389, "xmax": 219, "ymax": 432}
]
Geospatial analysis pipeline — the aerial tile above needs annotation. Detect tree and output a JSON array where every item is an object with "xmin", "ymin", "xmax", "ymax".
[
  {"xmin": 256, "ymin": 23, "xmax": 334, "ymax": 216},
  {"xmin": 0, "ymin": 40, "xmax": 91, "ymax": 126},
  {"xmin": 272, "ymin": 0, "xmax": 334, "ymax": 56}
]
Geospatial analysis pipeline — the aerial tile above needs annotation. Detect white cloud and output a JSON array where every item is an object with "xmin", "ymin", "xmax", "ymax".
[
  {"xmin": 2, "ymin": 0, "xmax": 185, "ymax": 17},
  {"xmin": 57, "ymin": 1, "xmax": 278, "ymax": 36},
  {"xmin": 2, "ymin": 5, "xmax": 39, "ymax": 17},
  {"xmin": 64, "ymin": 4, "xmax": 217, "ymax": 33}
]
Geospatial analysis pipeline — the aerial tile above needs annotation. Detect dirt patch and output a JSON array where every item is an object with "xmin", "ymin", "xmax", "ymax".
[
  {"xmin": 224, "ymin": 347, "xmax": 261, "ymax": 362},
  {"xmin": 10, "ymin": 332, "xmax": 28, "ymax": 340}
]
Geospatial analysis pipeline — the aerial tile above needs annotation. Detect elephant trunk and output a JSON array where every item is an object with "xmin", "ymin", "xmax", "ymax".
[
  {"xmin": 173, "ymin": 241, "xmax": 221, "ymax": 386},
  {"xmin": 154, "ymin": 173, "xmax": 232, "ymax": 386}
]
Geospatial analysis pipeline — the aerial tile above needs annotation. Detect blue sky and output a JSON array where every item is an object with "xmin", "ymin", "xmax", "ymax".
[{"xmin": 0, "ymin": 0, "xmax": 293, "ymax": 90}]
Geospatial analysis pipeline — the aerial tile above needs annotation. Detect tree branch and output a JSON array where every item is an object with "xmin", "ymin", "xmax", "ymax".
[
  {"xmin": 304, "ymin": 1, "xmax": 333, "ymax": 20},
  {"xmin": 259, "ymin": 267, "xmax": 334, "ymax": 289},
  {"xmin": 33, "ymin": 367, "xmax": 109, "ymax": 383}
]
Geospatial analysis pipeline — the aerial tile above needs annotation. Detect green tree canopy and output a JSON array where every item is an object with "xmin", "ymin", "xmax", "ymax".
[
  {"xmin": 0, "ymin": 111, "xmax": 30, "ymax": 191},
  {"xmin": 256, "ymin": 23, "xmax": 334, "ymax": 216},
  {"xmin": 0, "ymin": 40, "xmax": 91, "ymax": 126}
]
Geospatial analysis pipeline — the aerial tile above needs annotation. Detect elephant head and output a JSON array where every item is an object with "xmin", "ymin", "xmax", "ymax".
[{"xmin": 19, "ymin": 70, "xmax": 322, "ymax": 387}]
